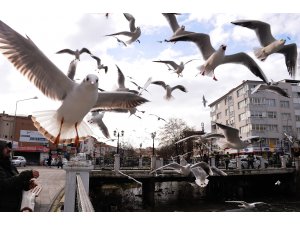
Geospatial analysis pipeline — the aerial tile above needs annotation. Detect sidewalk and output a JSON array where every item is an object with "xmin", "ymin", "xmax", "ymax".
[{"xmin": 18, "ymin": 166, "xmax": 66, "ymax": 212}]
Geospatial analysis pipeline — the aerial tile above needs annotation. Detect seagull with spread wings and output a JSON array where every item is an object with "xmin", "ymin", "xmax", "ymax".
[
  {"xmin": 231, "ymin": 19, "xmax": 298, "ymax": 79},
  {"xmin": 169, "ymin": 32, "xmax": 269, "ymax": 83},
  {"xmin": 202, "ymin": 95, "xmax": 207, "ymax": 107},
  {"xmin": 87, "ymin": 111, "xmax": 110, "ymax": 139},
  {"xmin": 149, "ymin": 113, "xmax": 167, "ymax": 122},
  {"xmin": 56, "ymin": 47, "xmax": 91, "ymax": 60},
  {"xmin": 251, "ymin": 83, "xmax": 290, "ymax": 98},
  {"xmin": 91, "ymin": 55, "xmax": 108, "ymax": 74},
  {"xmin": 225, "ymin": 201, "xmax": 266, "ymax": 209},
  {"xmin": 151, "ymin": 80, "xmax": 188, "ymax": 100},
  {"xmin": 153, "ymin": 59, "xmax": 199, "ymax": 77},
  {"xmin": 161, "ymin": 13, "xmax": 193, "ymax": 42},
  {"xmin": 215, "ymin": 122, "xmax": 260, "ymax": 150},
  {"xmin": 105, "ymin": 13, "xmax": 141, "ymax": 45},
  {"xmin": 0, "ymin": 20, "xmax": 148, "ymax": 145}
]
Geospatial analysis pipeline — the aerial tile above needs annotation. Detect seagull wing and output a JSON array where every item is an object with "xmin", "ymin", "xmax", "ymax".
[
  {"xmin": 89, "ymin": 112, "xmax": 110, "ymax": 138},
  {"xmin": 67, "ymin": 59, "xmax": 78, "ymax": 80},
  {"xmin": 191, "ymin": 167, "xmax": 209, "ymax": 186},
  {"xmin": 277, "ymin": 43, "xmax": 298, "ymax": 79},
  {"xmin": 91, "ymin": 55, "xmax": 101, "ymax": 66},
  {"xmin": 92, "ymin": 91, "xmax": 149, "ymax": 111},
  {"xmin": 211, "ymin": 166, "xmax": 227, "ymax": 176},
  {"xmin": 175, "ymin": 134, "xmax": 203, "ymax": 144},
  {"xmin": 265, "ymin": 85, "xmax": 290, "ymax": 98},
  {"xmin": 162, "ymin": 13, "xmax": 180, "ymax": 33},
  {"xmin": 151, "ymin": 81, "xmax": 167, "ymax": 89},
  {"xmin": 150, "ymin": 162, "xmax": 181, "ymax": 174},
  {"xmin": 171, "ymin": 85, "xmax": 187, "ymax": 93},
  {"xmin": 231, "ymin": 20, "xmax": 276, "ymax": 46},
  {"xmin": 153, "ymin": 60, "xmax": 178, "ymax": 70},
  {"xmin": 222, "ymin": 52, "xmax": 269, "ymax": 84},
  {"xmin": 124, "ymin": 13, "xmax": 136, "ymax": 32},
  {"xmin": 169, "ymin": 32, "xmax": 215, "ymax": 60},
  {"xmin": 116, "ymin": 65, "xmax": 126, "ymax": 88},
  {"xmin": 215, "ymin": 122, "xmax": 241, "ymax": 144},
  {"xmin": 225, "ymin": 201, "xmax": 248, "ymax": 207},
  {"xmin": 0, "ymin": 20, "xmax": 74, "ymax": 101},
  {"xmin": 56, "ymin": 48, "xmax": 75, "ymax": 55},
  {"xmin": 138, "ymin": 77, "xmax": 152, "ymax": 95},
  {"xmin": 106, "ymin": 31, "xmax": 135, "ymax": 38},
  {"xmin": 79, "ymin": 47, "xmax": 91, "ymax": 55}
]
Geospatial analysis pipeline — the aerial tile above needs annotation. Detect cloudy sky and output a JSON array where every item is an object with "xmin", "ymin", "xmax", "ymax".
[
  {"xmin": 1, "ymin": 0, "xmax": 299, "ymax": 223},
  {"xmin": 0, "ymin": 3, "xmax": 299, "ymax": 150}
]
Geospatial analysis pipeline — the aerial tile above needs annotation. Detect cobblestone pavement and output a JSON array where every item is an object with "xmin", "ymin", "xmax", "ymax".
[{"xmin": 18, "ymin": 166, "xmax": 66, "ymax": 212}]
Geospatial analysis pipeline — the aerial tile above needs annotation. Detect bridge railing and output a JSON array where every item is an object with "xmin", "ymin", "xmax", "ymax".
[{"xmin": 75, "ymin": 175, "xmax": 94, "ymax": 212}]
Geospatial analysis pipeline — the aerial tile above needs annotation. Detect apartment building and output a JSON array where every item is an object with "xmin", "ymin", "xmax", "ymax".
[{"xmin": 209, "ymin": 79, "xmax": 300, "ymax": 153}]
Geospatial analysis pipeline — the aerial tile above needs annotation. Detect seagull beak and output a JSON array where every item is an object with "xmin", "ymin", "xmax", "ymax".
[{"xmin": 223, "ymin": 45, "xmax": 227, "ymax": 51}]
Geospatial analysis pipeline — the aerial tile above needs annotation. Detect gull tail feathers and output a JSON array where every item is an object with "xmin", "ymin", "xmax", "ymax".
[
  {"xmin": 31, "ymin": 110, "xmax": 92, "ymax": 144},
  {"xmin": 198, "ymin": 65, "xmax": 214, "ymax": 78},
  {"xmin": 195, "ymin": 178, "xmax": 209, "ymax": 187},
  {"xmin": 253, "ymin": 47, "xmax": 268, "ymax": 61}
]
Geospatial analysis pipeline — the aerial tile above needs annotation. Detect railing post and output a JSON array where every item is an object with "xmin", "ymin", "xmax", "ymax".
[
  {"xmin": 114, "ymin": 154, "xmax": 120, "ymax": 171},
  {"xmin": 236, "ymin": 156, "xmax": 242, "ymax": 169},
  {"xmin": 139, "ymin": 156, "xmax": 143, "ymax": 168},
  {"xmin": 150, "ymin": 155, "xmax": 156, "ymax": 170},
  {"xmin": 280, "ymin": 156, "xmax": 287, "ymax": 168},
  {"xmin": 64, "ymin": 163, "xmax": 93, "ymax": 212},
  {"xmin": 295, "ymin": 157, "xmax": 300, "ymax": 171}
]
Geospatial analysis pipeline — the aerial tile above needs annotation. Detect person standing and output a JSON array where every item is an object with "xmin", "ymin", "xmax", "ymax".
[
  {"xmin": 0, "ymin": 141, "xmax": 39, "ymax": 212},
  {"xmin": 224, "ymin": 152, "xmax": 230, "ymax": 170}
]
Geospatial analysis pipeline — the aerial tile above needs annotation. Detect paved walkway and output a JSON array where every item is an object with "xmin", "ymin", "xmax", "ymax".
[{"xmin": 18, "ymin": 166, "xmax": 66, "ymax": 212}]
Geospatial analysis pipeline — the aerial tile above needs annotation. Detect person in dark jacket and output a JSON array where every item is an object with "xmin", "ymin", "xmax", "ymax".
[{"xmin": 0, "ymin": 140, "xmax": 39, "ymax": 212}]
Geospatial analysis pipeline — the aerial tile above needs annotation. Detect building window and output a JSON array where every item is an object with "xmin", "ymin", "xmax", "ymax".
[
  {"xmin": 239, "ymin": 112, "xmax": 246, "ymax": 121},
  {"xmin": 217, "ymin": 112, "xmax": 221, "ymax": 119},
  {"xmin": 238, "ymin": 99, "xmax": 247, "ymax": 109},
  {"xmin": 240, "ymin": 125, "xmax": 250, "ymax": 134},
  {"xmin": 250, "ymin": 97, "xmax": 264, "ymax": 105},
  {"xmin": 228, "ymin": 96, "xmax": 233, "ymax": 105},
  {"xmin": 296, "ymin": 115, "xmax": 300, "ymax": 121},
  {"xmin": 297, "ymin": 128, "xmax": 300, "ymax": 134},
  {"xmin": 265, "ymin": 98, "xmax": 276, "ymax": 107},
  {"xmin": 225, "ymin": 109, "xmax": 228, "ymax": 116},
  {"xmin": 267, "ymin": 111, "xmax": 277, "ymax": 119},
  {"xmin": 280, "ymin": 101, "xmax": 290, "ymax": 108},
  {"xmin": 250, "ymin": 111, "xmax": 265, "ymax": 118},
  {"xmin": 265, "ymin": 124, "xmax": 278, "ymax": 132},
  {"xmin": 237, "ymin": 87, "xmax": 245, "ymax": 97},
  {"xmin": 281, "ymin": 113, "xmax": 291, "ymax": 120},
  {"xmin": 252, "ymin": 124, "xmax": 266, "ymax": 131}
]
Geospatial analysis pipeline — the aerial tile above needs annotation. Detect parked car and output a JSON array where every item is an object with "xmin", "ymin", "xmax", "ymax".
[
  {"xmin": 11, "ymin": 156, "xmax": 27, "ymax": 167},
  {"xmin": 228, "ymin": 155, "xmax": 268, "ymax": 169}
]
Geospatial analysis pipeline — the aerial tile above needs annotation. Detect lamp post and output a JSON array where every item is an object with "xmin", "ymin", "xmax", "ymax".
[
  {"xmin": 260, "ymin": 138, "xmax": 264, "ymax": 156},
  {"xmin": 114, "ymin": 130, "xmax": 124, "ymax": 154},
  {"xmin": 13, "ymin": 96, "xmax": 38, "ymax": 155},
  {"xmin": 151, "ymin": 132, "xmax": 156, "ymax": 156}
]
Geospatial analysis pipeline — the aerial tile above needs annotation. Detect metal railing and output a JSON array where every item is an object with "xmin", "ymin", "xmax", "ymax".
[{"xmin": 75, "ymin": 175, "xmax": 94, "ymax": 212}]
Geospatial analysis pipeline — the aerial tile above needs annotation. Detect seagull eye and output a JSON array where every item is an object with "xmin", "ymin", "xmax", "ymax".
[
  {"xmin": 96, "ymin": 79, "xmax": 98, "ymax": 83},
  {"xmin": 87, "ymin": 77, "xmax": 89, "ymax": 81}
]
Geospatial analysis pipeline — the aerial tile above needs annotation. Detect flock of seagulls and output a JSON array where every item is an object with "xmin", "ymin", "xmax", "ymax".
[{"xmin": 0, "ymin": 14, "xmax": 298, "ymax": 147}]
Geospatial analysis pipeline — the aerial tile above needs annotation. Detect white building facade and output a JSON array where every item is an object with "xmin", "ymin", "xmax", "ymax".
[{"xmin": 209, "ymin": 79, "xmax": 300, "ymax": 154}]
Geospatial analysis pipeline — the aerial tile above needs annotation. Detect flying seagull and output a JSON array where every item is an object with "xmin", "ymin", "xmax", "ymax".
[
  {"xmin": 169, "ymin": 32, "xmax": 269, "ymax": 83},
  {"xmin": 225, "ymin": 201, "xmax": 266, "ymax": 209},
  {"xmin": 275, "ymin": 180, "xmax": 281, "ymax": 186},
  {"xmin": 215, "ymin": 122, "xmax": 260, "ymax": 150},
  {"xmin": 91, "ymin": 55, "xmax": 108, "ymax": 74},
  {"xmin": 149, "ymin": 113, "xmax": 167, "ymax": 122},
  {"xmin": 231, "ymin": 20, "xmax": 297, "ymax": 79},
  {"xmin": 151, "ymin": 80, "xmax": 188, "ymax": 100},
  {"xmin": 161, "ymin": 13, "xmax": 192, "ymax": 42},
  {"xmin": 251, "ymin": 83, "xmax": 290, "ymax": 98},
  {"xmin": 202, "ymin": 95, "xmax": 207, "ymax": 107},
  {"xmin": 153, "ymin": 59, "xmax": 199, "ymax": 77},
  {"xmin": 0, "ymin": 20, "xmax": 149, "ymax": 145},
  {"xmin": 105, "ymin": 13, "xmax": 141, "ymax": 45},
  {"xmin": 56, "ymin": 47, "xmax": 92, "ymax": 61},
  {"xmin": 190, "ymin": 167, "xmax": 209, "ymax": 187},
  {"xmin": 87, "ymin": 111, "xmax": 110, "ymax": 138}
]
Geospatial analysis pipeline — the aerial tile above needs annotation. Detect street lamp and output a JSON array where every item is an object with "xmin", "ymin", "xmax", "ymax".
[
  {"xmin": 139, "ymin": 143, "xmax": 142, "ymax": 157},
  {"xmin": 259, "ymin": 138, "xmax": 264, "ymax": 156},
  {"xmin": 13, "ymin": 96, "xmax": 38, "ymax": 151},
  {"xmin": 114, "ymin": 130, "xmax": 124, "ymax": 154},
  {"xmin": 151, "ymin": 132, "xmax": 156, "ymax": 155}
]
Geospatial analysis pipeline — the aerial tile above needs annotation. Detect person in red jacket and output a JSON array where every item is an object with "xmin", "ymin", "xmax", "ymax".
[{"xmin": 0, "ymin": 141, "xmax": 39, "ymax": 211}]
